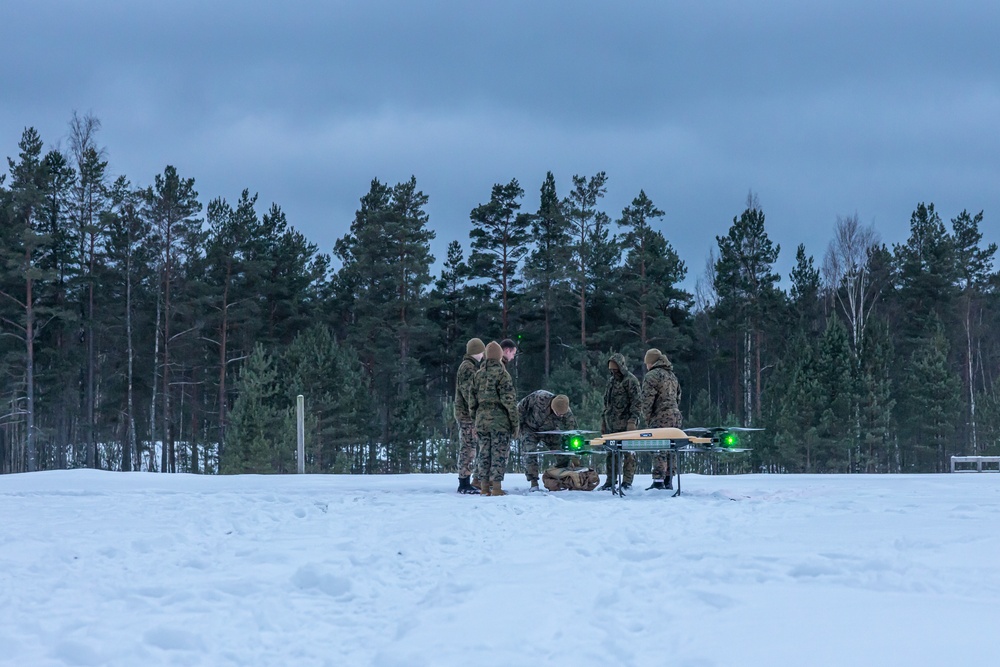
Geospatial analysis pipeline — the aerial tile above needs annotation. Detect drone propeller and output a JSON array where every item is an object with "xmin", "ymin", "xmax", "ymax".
[
  {"xmin": 685, "ymin": 426, "xmax": 764, "ymax": 434},
  {"xmin": 535, "ymin": 429, "xmax": 600, "ymax": 435}
]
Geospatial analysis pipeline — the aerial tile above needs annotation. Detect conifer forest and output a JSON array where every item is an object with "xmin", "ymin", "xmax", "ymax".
[{"xmin": 2, "ymin": 118, "xmax": 998, "ymax": 476}]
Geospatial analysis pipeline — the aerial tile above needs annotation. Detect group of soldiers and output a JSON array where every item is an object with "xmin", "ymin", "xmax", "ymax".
[{"xmin": 454, "ymin": 338, "xmax": 683, "ymax": 495}]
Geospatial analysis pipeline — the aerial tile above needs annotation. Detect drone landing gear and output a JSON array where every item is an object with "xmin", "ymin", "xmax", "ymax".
[
  {"xmin": 671, "ymin": 451, "xmax": 682, "ymax": 497},
  {"xmin": 609, "ymin": 449, "xmax": 626, "ymax": 498}
]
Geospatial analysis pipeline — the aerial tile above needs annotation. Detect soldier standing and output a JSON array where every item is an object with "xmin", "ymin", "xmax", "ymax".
[
  {"xmin": 454, "ymin": 338, "xmax": 485, "ymax": 494},
  {"xmin": 641, "ymin": 348, "xmax": 683, "ymax": 490},
  {"xmin": 518, "ymin": 391, "xmax": 576, "ymax": 491},
  {"xmin": 600, "ymin": 353, "xmax": 642, "ymax": 490},
  {"xmin": 470, "ymin": 341, "xmax": 519, "ymax": 496}
]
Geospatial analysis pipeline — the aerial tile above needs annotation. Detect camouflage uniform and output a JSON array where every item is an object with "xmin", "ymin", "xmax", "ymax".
[
  {"xmin": 601, "ymin": 353, "xmax": 642, "ymax": 485},
  {"xmin": 453, "ymin": 354, "xmax": 480, "ymax": 478},
  {"xmin": 470, "ymin": 358, "xmax": 519, "ymax": 483},
  {"xmin": 518, "ymin": 390, "xmax": 578, "ymax": 482},
  {"xmin": 641, "ymin": 355, "xmax": 683, "ymax": 482}
]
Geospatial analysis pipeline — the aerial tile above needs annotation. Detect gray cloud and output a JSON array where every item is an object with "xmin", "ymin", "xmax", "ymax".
[{"xmin": 3, "ymin": 0, "xmax": 998, "ymax": 285}]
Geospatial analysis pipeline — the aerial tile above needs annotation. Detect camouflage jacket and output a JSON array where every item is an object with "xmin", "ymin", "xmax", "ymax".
[
  {"xmin": 470, "ymin": 359, "xmax": 519, "ymax": 433},
  {"xmin": 641, "ymin": 356, "xmax": 682, "ymax": 428},
  {"xmin": 453, "ymin": 354, "xmax": 480, "ymax": 423},
  {"xmin": 601, "ymin": 353, "xmax": 641, "ymax": 434},
  {"xmin": 517, "ymin": 390, "xmax": 577, "ymax": 444}
]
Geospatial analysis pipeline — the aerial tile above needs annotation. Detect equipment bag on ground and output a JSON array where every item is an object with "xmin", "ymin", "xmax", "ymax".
[{"xmin": 542, "ymin": 466, "xmax": 600, "ymax": 491}]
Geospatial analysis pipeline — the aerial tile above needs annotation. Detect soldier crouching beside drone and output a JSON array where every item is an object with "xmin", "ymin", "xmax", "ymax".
[
  {"xmin": 518, "ymin": 390, "xmax": 576, "ymax": 492},
  {"xmin": 641, "ymin": 348, "xmax": 683, "ymax": 490},
  {"xmin": 470, "ymin": 341, "xmax": 519, "ymax": 496},
  {"xmin": 600, "ymin": 353, "xmax": 642, "ymax": 490}
]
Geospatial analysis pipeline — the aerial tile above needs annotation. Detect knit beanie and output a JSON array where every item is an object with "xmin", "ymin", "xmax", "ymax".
[
  {"xmin": 485, "ymin": 341, "xmax": 503, "ymax": 361},
  {"xmin": 551, "ymin": 394, "xmax": 570, "ymax": 416},
  {"xmin": 644, "ymin": 348, "xmax": 662, "ymax": 366},
  {"xmin": 466, "ymin": 338, "xmax": 486, "ymax": 356}
]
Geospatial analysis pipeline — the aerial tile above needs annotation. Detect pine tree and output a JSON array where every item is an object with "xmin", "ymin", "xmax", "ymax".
[
  {"xmin": 892, "ymin": 203, "xmax": 957, "ymax": 356},
  {"xmin": 468, "ymin": 178, "xmax": 531, "ymax": 338},
  {"xmin": 144, "ymin": 166, "xmax": 203, "ymax": 473},
  {"xmin": 815, "ymin": 317, "xmax": 854, "ymax": 471},
  {"xmin": 35, "ymin": 147, "xmax": 77, "ymax": 468},
  {"xmin": 950, "ymin": 209, "xmax": 995, "ymax": 453},
  {"xmin": 773, "ymin": 334, "xmax": 822, "ymax": 472},
  {"xmin": 103, "ymin": 177, "xmax": 155, "ymax": 472},
  {"xmin": 789, "ymin": 244, "xmax": 822, "ymax": 337},
  {"xmin": 333, "ymin": 177, "xmax": 435, "ymax": 472},
  {"xmin": 616, "ymin": 190, "xmax": 689, "ymax": 356},
  {"xmin": 222, "ymin": 344, "xmax": 291, "ymax": 473},
  {"xmin": 69, "ymin": 113, "xmax": 109, "ymax": 469},
  {"xmin": 565, "ymin": 172, "xmax": 608, "ymax": 379},
  {"xmin": 898, "ymin": 318, "xmax": 963, "ymax": 471},
  {"xmin": 1, "ymin": 129, "xmax": 51, "ymax": 471},
  {"xmin": 857, "ymin": 319, "xmax": 894, "ymax": 472},
  {"xmin": 258, "ymin": 204, "xmax": 327, "ymax": 346},
  {"xmin": 714, "ymin": 198, "xmax": 781, "ymax": 424},
  {"xmin": 522, "ymin": 172, "xmax": 572, "ymax": 381},
  {"xmin": 283, "ymin": 326, "xmax": 367, "ymax": 472}
]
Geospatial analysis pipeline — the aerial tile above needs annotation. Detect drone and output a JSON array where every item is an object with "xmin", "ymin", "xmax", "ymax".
[{"xmin": 535, "ymin": 426, "xmax": 761, "ymax": 497}]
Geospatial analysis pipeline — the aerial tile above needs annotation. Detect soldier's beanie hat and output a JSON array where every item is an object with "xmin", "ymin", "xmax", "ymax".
[
  {"xmin": 485, "ymin": 341, "xmax": 504, "ymax": 361},
  {"xmin": 644, "ymin": 348, "xmax": 662, "ymax": 366},
  {"xmin": 551, "ymin": 394, "xmax": 570, "ymax": 415},
  {"xmin": 500, "ymin": 338, "xmax": 517, "ymax": 350},
  {"xmin": 466, "ymin": 338, "xmax": 486, "ymax": 356}
]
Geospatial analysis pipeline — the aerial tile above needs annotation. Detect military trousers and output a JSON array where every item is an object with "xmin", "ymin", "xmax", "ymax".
[
  {"xmin": 476, "ymin": 430, "xmax": 512, "ymax": 483},
  {"xmin": 605, "ymin": 451, "xmax": 637, "ymax": 484},
  {"xmin": 649, "ymin": 415, "xmax": 681, "ymax": 482},
  {"xmin": 456, "ymin": 419, "xmax": 478, "ymax": 478},
  {"xmin": 652, "ymin": 452, "xmax": 675, "ymax": 482},
  {"xmin": 523, "ymin": 435, "xmax": 570, "ymax": 481}
]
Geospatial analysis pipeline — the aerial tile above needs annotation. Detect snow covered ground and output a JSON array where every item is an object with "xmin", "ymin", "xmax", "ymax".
[{"xmin": 2, "ymin": 470, "xmax": 999, "ymax": 667}]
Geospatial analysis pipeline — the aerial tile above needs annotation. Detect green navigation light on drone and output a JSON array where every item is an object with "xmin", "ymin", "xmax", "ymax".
[
  {"xmin": 722, "ymin": 432, "xmax": 739, "ymax": 448},
  {"xmin": 568, "ymin": 435, "xmax": 585, "ymax": 451}
]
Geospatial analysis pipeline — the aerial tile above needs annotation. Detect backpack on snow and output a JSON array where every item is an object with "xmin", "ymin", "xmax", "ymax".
[{"xmin": 542, "ymin": 466, "xmax": 600, "ymax": 492}]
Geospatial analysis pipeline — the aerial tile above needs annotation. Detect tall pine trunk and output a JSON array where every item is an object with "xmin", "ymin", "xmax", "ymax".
[
  {"xmin": 26, "ymin": 262, "xmax": 37, "ymax": 472},
  {"xmin": 150, "ymin": 280, "xmax": 161, "ymax": 472},
  {"xmin": 961, "ymin": 295, "xmax": 977, "ymax": 454}
]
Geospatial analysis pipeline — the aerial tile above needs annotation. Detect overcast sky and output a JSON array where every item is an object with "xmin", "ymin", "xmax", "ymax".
[{"xmin": 3, "ymin": 1, "xmax": 998, "ymax": 286}]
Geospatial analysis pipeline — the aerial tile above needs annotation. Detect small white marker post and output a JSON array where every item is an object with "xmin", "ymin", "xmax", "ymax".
[{"xmin": 296, "ymin": 394, "xmax": 305, "ymax": 474}]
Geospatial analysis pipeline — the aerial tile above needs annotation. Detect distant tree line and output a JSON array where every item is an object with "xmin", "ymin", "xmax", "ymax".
[{"xmin": 2, "ymin": 118, "xmax": 998, "ymax": 475}]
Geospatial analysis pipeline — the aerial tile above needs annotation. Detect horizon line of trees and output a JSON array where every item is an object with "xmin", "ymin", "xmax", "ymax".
[{"xmin": 2, "ymin": 117, "xmax": 998, "ymax": 476}]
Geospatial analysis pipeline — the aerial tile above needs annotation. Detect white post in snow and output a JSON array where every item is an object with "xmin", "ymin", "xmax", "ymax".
[{"xmin": 296, "ymin": 394, "xmax": 305, "ymax": 474}]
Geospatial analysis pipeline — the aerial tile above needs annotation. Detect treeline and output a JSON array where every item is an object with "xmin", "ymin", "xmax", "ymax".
[{"xmin": 1, "ymin": 118, "xmax": 998, "ymax": 475}]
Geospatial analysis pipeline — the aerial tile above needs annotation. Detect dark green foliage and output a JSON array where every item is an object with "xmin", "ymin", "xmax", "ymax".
[
  {"xmin": 221, "ymin": 344, "xmax": 292, "ymax": 473},
  {"xmin": 3, "ymin": 118, "xmax": 998, "ymax": 476},
  {"xmin": 789, "ymin": 244, "xmax": 822, "ymax": 337},
  {"xmin": 615, "ymin": 190, "xmax": 690, "ymax": 358},
  {"xmin": 283, "ymin": 326, "xmax": 367, "ymax": 473},
  {"xmin": 468, "ymin": 178, "xmax": 531, "ymax": 338},
  {"xmin": 897, "ymin": 318, "xmax": 964, "ymax": 472},
  {"xmin": 522, "ymin": 172, "xmax": 572, "ymax": 383},
  {"xmin": 857, "ymin": 319, "xmax": 895, "ymax": 472},
  {"xmin": 713, "ymin": 200, "xmax": 782, "ymax": 425}
]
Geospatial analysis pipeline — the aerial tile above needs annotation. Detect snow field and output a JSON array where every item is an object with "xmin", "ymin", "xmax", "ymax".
[{"xmin": 1, "ymin": 470, "xmax": 999, "ymax": 666}]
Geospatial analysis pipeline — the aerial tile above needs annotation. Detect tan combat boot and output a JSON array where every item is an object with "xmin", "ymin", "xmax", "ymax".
[
  {"xmin": 480, "ymin": 479, "xmax": 492, "ymax": 496},
  {"xmin": 491, "ymin": 480, "xmax": 507, "ymax": 496}
]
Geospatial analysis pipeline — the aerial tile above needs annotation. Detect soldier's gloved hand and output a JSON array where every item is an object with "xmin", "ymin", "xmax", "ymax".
[{"xmin": 627, "ymin": 420, "xmax": 637, "ymax": 431}]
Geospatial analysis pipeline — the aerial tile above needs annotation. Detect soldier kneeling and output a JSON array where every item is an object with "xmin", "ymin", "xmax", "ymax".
[{"xmin": 542, "ymin": 464, "xmax": 600, "ymax": 492}]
